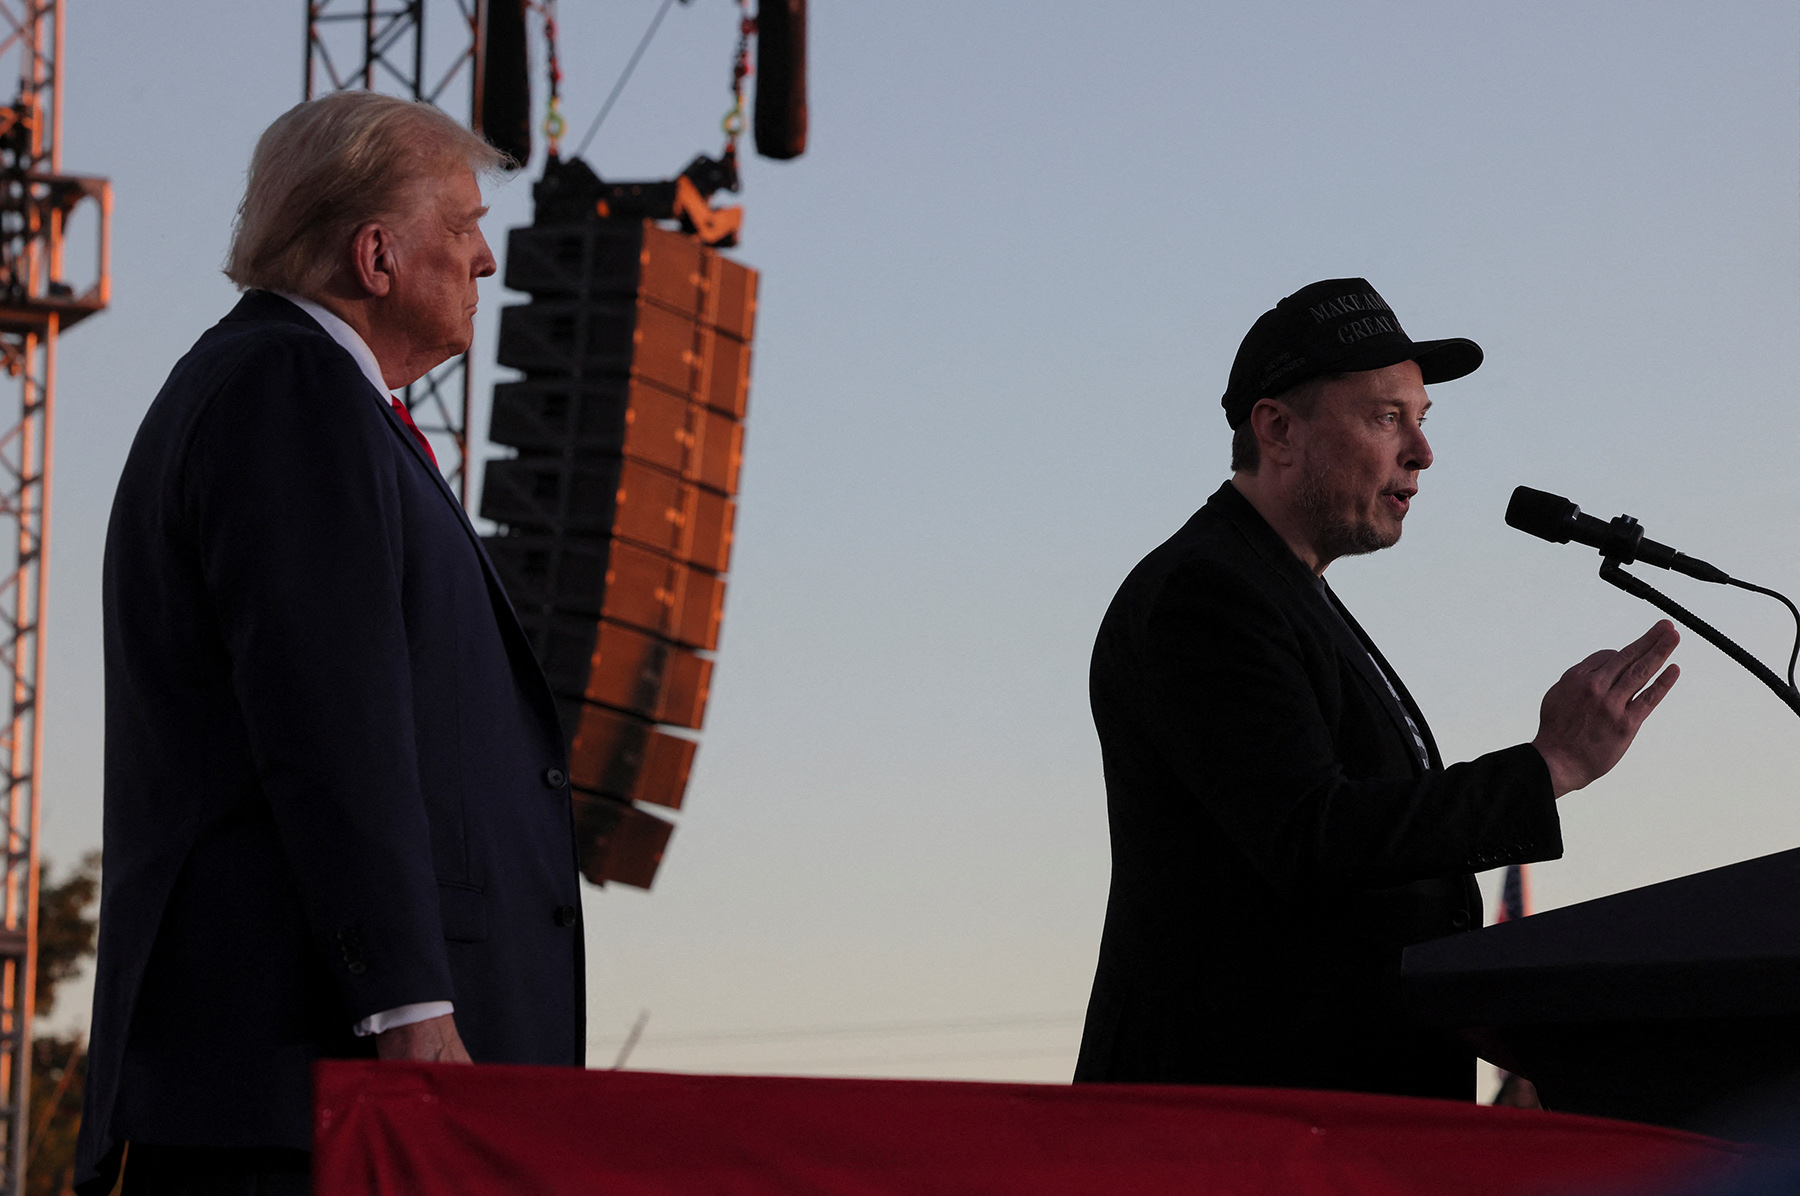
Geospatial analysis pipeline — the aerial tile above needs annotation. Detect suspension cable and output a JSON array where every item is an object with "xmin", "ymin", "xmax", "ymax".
[
  {"xmin": 531, "ymin": 0, "xmax": 565, "ymax": 157},
  {"xmin": 573, "ymin": 0, "xmax": 684, "ymax": 159},
  {"xmin": 721, "ymin": 0, "xmax": 751, "ymax": 157}
]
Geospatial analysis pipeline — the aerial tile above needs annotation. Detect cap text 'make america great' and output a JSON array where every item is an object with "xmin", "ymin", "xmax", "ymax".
[{"xmin": 1307, "ymin": 291, "xmax": 1392, "ymax": 323}]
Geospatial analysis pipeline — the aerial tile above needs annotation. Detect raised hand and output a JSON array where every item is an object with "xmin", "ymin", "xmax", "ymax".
[{"xmin": 1532, "ymin": 620, "xmax": 1681, "ymax": 798}]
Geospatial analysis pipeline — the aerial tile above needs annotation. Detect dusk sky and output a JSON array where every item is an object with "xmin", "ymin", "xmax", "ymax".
[{"xmin": 29, "ymin": 1, "xmax": 1800, "ymax": 1086}]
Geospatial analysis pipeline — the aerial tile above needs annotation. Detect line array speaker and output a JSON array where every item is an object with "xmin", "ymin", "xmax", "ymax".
[{"xmin": 482, "ymin": 219, "xmax": 756, "ymax": 890}]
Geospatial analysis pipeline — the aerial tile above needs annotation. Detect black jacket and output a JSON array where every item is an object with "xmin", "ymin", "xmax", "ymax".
[
  {"xmin": 77, "ymin": 293, "xmax": 584, "ymax": 1191},
  {"xmin": 1074, "ymin": 481, "xmax": 1560, "ymax": 1099}
]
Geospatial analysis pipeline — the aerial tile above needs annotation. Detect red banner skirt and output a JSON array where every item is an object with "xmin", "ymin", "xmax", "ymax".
[{"xmin": 313, "ymin": 1061, "xmax": 1769, "ymax": 1195}]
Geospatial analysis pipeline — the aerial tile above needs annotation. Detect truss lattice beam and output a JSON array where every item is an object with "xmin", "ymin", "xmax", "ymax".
[{"xmin": 0, "ymin": 2, "xmax": 108, "ymax": 1189}]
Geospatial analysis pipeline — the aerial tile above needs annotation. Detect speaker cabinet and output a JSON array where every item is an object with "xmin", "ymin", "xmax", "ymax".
[
  {"xmin": 483, "ymin": 459, "xmax": 732, "ymax": 572},
  {"xmin": 484, "ymin": 456, "xmax": 664, "ymax": 546},
  {"xmin": 520, "ymin": 614, "xmax": 712, "ymax": 730},
  {"xmin": 568, "ymin": 704, "xmax": 696, "ymax": 809},
  {"xmin": 489, "ymin": 378, "xmax": 743, "ymax": 498},
  {"xmin": 488, "ymin": 535, "xmax": 724, "ymax": 650},
  {"xmin": 497, "ymin": 297, "xmax": 701, "ymax": 394},
  {"xmin": 571, "ymin": 793, "xmax": 674, "ymax": 889},
  {"xmin": 703, "ymin": 252, "xmax": 759, "ymax": 341},
  {"xmin": 694, "ymin": 327, "xmax": 753, "ymax": 419},
  {"xmin": 489, "ymin": 377, "xmax": 691, "ymax": 473},
  {"xmin": 483, "ymin": 219, "xmax": 756, "ymax": 889},
  {"xmin": 506, "ymin": 222, "xmax": 708, "ymax": 319},
  {"xmin": 693, "ymin": 405, "xmax": 744, "ymax": 495}
]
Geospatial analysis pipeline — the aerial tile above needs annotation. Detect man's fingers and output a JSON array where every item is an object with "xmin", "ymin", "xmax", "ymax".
[
  {"xmin": 1602, "ymin": 620, "xmax": 1679, "ymax": 692},
  {"xmin": 1628, "ymin": 663, "xmax": 1680, "ymax": 718},
  {"xmin": 1610, "ymin": 619, "xmax": 1678, "ymax": 670},
  {"xmin": 1567, "ymin": 649, "xmax": 1615, "ymax": 680},
  {"xmin": 1621, "ymin": 622, "xmax": 1680, "ymax": 694}
]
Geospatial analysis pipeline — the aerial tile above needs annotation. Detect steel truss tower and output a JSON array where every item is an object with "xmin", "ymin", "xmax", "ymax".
[
  {"xmin": 0, "ymin": 0, "xmax": 108, "ymax": 1189},
  {"xmin": 305, "ymin": 0, "xmax": 492, "ymax": 504}
]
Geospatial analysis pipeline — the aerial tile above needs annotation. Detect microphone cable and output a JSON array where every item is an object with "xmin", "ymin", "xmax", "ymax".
[
  {"xmin": 1507, "ymin": 486, "xmax": 1800, "ymax": 696},
  {"xmin": 1725, "ymin": 577, "xmax": 1800, "ymax": 692}
]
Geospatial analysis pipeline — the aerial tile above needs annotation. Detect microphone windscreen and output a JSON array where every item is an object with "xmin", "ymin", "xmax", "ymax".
[{"xmin": 1505, "ymin": 486, "xmax": 1578, "ymax": 543}]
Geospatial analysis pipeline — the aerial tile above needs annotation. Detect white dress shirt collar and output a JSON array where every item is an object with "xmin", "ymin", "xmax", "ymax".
[{"xmin": 275, "ymin": 291, "xmax": 391, "ymax": 406}]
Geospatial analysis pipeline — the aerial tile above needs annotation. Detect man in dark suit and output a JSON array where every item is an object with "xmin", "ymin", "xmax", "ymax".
[
  {"xmin": 77, "ymin": 92, "xmax": 584, "ymax": 1194},
  {"xmin": 1074, "ymin": 278, "xmax": 1680, "ymax": 1100}
]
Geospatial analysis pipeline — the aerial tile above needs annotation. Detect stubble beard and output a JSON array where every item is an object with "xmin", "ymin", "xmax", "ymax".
[{"xmin": 1294, "ymin": 456, "xmax": 1401, "ymax": 564}]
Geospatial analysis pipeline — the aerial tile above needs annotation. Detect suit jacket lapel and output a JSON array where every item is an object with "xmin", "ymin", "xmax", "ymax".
[
  {"xmin": 374, "ymin": 399, "xmax": 569, "ymax": 749},
  {"xmin": 250, "ymin": 288, "xmax": 568, "ymax": 750},
  {"xmin": 1320, "ymin": 584, "xmax": 1438, "ymax": 772},
  {"xmin": 1208, "ymin": 482, "xmax": 1431, "ymax": 773},
  {"xmin": 239, "ymin": 295, "xmax": 501, "ymax": 605},
  {"xmin": 1331, "ymin": 595, "xmax": 1443, "ymax": 769}
]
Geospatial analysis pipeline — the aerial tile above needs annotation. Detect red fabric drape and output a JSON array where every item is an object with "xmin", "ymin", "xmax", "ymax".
[{"xmin": 314, "ymin": 1061, "xmax": 1766, "ymax": 1195}]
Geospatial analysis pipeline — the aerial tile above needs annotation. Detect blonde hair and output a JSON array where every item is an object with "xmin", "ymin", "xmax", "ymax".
[{"xmin": 225, "ymin": 91, "xmax": 506, "ymax": 296}]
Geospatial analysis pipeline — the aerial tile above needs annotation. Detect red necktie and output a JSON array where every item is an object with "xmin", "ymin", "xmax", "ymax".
[{"xmin": 389, "ymin": 397, "xmax": 439, "ymax": 468}]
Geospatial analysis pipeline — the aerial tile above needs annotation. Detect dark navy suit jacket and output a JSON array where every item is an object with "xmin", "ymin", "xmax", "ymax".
[
  {"xmin": 1075, "ymin": 481, "xmax": 1561, "ymax": 1099},
  {"xmin": 76, "ymin": 292, "xmax": 584, "ymax": 1192}
]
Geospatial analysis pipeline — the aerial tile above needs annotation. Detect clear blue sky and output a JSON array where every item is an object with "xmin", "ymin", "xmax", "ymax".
[{"xmin": 34, "ymin": 1, "xmax": 1800, "ymax": 1083}]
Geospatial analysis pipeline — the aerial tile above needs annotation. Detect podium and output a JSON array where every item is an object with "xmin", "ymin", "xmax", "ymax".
[{"xmin": 1403, "ymin": 847, "xmax": 1800, "ymax": 1137}]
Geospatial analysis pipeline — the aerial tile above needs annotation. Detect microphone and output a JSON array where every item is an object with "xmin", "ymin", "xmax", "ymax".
[{"xmin": 1505, "ymin": 486, "xmax": 1731, "ymax": 584}]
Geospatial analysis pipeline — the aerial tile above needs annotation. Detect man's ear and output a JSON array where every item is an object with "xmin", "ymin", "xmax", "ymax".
[
  {"xmin": 1249, "ymin": 397, "xmax": 1300, "ymax": 468},
  {"xmin": 349, "ymin": 221, "xmax": 396, "ymax": 298}
]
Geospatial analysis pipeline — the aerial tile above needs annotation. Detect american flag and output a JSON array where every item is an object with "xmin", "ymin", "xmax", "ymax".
[
  {"xmin": 1495, "ymin": 862, "xmax": 1532, "ymax": 923},
  {"xmin": 1490, "ymin": 863, "xmax": 1539, "ymax": 1108}
]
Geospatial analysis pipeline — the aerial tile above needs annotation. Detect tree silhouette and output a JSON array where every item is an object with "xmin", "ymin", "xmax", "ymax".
[{"xmin": 25, "ymin": 853, "xmax": 99, "ymax": 1196}]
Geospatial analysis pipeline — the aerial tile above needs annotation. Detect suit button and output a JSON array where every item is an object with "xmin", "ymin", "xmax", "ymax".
[
  {"xmin": 554, "ymin": 905, "xmax": 578, "ymax": 927},
  {"xmin": 544, "ymin": 767, "xmax": 567, "ymax": 789},
  {"xmin": 1450, "ymin": 911, "xmax": 1469, "ymax": 929},
  {"xmin": 336, "ymin": 927, "xmax": 367, "ymax": 974}
]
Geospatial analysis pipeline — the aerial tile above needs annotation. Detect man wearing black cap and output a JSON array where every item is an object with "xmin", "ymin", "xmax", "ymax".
[{"xmin": 1073, "ymin": 278, "xmax": 1679, "ymax": 1100}]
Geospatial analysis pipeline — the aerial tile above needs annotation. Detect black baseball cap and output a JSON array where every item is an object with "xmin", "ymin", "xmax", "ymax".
[{"xmin": 1221, "ymin": 278, "xmax": 1483, "ymax": 428}]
